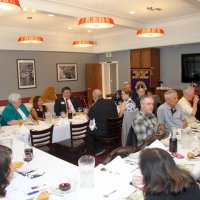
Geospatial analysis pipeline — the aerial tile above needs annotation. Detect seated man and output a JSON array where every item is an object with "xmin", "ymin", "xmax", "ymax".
[
  {"xmin": 178, "ymin": 85, "xmax": 199, "ymax": 125},
  {"xmin": 54, "ymin": 86, "xmax": 80, "ymax": 116},
  {"xmin": 157, "ymin": 90, "xmax": 188, "ymax": 133},
  {"xmin": 1, "ymin": 93, "xmax": 30, "ymax": 126},
  {"xmin": 132, "ymin": 95, "xmax": 163, "ymax": 147},
  {"xmin": 87, "ymin": 89, "xmax": 118, "ymax": 156}
]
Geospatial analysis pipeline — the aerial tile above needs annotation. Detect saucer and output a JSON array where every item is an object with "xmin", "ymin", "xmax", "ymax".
[{"xmin": 50, "ymin": 181, "xmax": 74, "ymax": 195}]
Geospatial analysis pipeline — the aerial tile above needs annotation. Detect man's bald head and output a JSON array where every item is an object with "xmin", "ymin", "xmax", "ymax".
[{"xmin": 93, "ymin": 89, "xmax": 103, "ymax": 102}]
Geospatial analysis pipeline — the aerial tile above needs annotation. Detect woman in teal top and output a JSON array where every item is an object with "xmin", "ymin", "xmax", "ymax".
[{"xmin": 1, "ymin": 93, "xmax": 30, "ymax": 126}]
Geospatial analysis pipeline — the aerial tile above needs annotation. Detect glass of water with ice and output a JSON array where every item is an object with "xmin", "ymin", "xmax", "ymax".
[{"xmin": 78, "ymin": 155, "xmax": 95, "ymax": 188}]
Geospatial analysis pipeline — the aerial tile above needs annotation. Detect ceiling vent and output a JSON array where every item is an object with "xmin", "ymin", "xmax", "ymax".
[{"xmin": 147, "ymin": 7, "xmax": 162, "ymax": 11}]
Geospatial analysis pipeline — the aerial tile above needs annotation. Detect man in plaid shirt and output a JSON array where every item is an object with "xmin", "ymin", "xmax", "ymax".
[{"xmin": 132, "ymin": 95, "xmax": 162, "ymax": 146}]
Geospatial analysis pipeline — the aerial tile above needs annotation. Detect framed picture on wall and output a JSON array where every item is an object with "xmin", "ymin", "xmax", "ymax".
[
  {"xmin": 17, "ymin": 59, "xmax": 36, "ymax": 89},
  {"xmin": 57, "ymin": 63, "xmax": 78, "ymax": 81}
]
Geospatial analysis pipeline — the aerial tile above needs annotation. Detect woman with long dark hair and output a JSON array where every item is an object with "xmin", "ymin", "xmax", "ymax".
[
  {"xmin": 139, "ymin": 148, "xmax": 200, "ymax": 200},
  {"xmin": 31, "ymin": 96, "xmax": 48, "ymax": 121},
  {"xmin": 0, "ymin": 145, "xmax": 13, "ymax": 199}
]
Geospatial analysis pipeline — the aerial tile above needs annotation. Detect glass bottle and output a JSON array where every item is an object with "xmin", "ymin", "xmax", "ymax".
[{"xmin": 169, "ymin": 130, "xmax": 177, "ymax": 152}]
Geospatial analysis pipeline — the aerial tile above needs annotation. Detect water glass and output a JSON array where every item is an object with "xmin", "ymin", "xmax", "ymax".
[
  {"xmin": 182, "ymin": 127, "xmax": 193, "ymax": 149},
  {"xmin": 45, "ymin": 112, "xmax": 52, "ymax": 124},
  {"xmin": 78, "ymin": 155, "xmax": 95, "ymax": 188}
]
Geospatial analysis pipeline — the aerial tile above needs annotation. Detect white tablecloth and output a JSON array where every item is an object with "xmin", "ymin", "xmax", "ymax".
[
  {"xmin": 0, "ymin": 102, "xmax": 55, "ymax": 115},
  {"xmin": 6, "ymin": 139, "xmax": 141, "ymax": 200},
  {"xmin": 0, "ymin": 114, "xmax": 87, "ymax": 144}
]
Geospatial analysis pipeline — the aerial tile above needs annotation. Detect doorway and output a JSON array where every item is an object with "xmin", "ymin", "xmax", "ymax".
[{"xmin": 101, "ymin": 61, "xmax": 119, "ymax": 97}]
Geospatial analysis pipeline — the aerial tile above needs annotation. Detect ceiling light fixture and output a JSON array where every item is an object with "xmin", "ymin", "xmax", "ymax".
[
  {"xmin": 136, "ymin": 28, "xmax": 164, "ymax": 37},
  {"xmin": 129, "ymin": 11, "xmax": 135, "ymax": 14},
  {"xmin": 73, "ymin": 40, "xmax": 94, "ymax": 47},
  {"xmin": 18, "ymin": 36, "xmax": 44, "ymax": 44},
  {"xmin": 0, "ymin": 0, "xmax": 21, "ymax": 15},
  {"xmin": 78, "ymin": 17, "xmax": 114, "ymax": 29}
]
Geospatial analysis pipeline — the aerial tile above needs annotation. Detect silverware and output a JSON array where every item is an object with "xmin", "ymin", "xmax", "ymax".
[{"xmin": 103, "ymin": 190, "xmax": 117, "ymax": 198}]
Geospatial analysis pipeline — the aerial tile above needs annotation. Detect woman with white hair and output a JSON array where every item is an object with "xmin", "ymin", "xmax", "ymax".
[{"xmin": 1, "ymin": 93, "xmax": 30, "ymax": 126}]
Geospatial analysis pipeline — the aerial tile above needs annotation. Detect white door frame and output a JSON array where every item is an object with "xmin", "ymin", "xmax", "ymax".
[{"xmin": 100, "ymin": 61, "xmax": 119, "ymax": 98}]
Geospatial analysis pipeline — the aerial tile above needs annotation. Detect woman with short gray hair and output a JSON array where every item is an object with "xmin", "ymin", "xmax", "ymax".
[{"xmin": 1, "ymin": 93, "xmax": 30, "ymax": 126}]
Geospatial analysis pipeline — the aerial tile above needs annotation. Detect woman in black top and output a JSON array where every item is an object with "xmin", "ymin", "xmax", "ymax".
[
  {"xmin": 139, "ymin": 148, "xmax": 200, "ymax": 200},
  {"xmin": 0, "ymin": 145, "xmax": 13, "ymax": 199},
  {"xmin": 31, "ymin": 96, "xmax": 48, "ymax": 121}
]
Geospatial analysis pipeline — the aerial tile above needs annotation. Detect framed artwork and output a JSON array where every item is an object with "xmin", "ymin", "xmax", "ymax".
[
  {"xmin": 17, "ymin": 59, "xmax": 36, "ymax": 89},
  {"xmin": 57, "ymin": 63, "xmax": 78, "ymax": 81}
]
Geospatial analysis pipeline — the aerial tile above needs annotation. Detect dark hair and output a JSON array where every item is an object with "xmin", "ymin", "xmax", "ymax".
[
  {"xmin": 147, "ymin": 87, "xmax": 156, "ymax": 94},
  {"xmin": 33, "ymin": 96, "xmax": 42, "ymax": 109},
  {"xmin": 0, "ymin": 145, "xmax": 12, "ymax": 197},
  {"xmin": 61, "ymin": 87, "xmax": 71, "ymax": 93},
  {"xmin": 139, "ymin": 148, "xmax": 195, "ymax": 196}
]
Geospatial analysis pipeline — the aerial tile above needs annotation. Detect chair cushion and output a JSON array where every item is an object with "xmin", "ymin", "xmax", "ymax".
[
  {"xmin": 38, "ymin": 146, "xmax": 50, "ymax": 152},
  {"xmin": 58, "ymin": 139, "xmax": 85, "ymax": 148}
]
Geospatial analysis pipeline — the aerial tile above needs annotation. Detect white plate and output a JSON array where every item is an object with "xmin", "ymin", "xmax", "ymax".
[{"xmin": 50, "ymin": 181, "xmax": 74, "ymax": 195}]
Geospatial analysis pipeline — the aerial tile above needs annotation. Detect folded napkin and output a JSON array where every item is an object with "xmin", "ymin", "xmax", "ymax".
[
  {"xmin": 148, "ymin": 139, "xmax": 167, "ymax": 150},
  {"xmin": 89, "ymin": 119, "xmax": 96, "ymax": 131}
]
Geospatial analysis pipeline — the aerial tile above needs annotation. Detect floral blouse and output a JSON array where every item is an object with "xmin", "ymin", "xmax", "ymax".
[{"xmin": 124, "ymin": 98, "xmax": 136, "ymax": 112}]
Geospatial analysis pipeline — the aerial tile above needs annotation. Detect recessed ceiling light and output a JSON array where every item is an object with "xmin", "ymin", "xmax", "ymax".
[
  {"xmin": 48, "ymin": 13, "xmax": 54, "ymax": 17},
  {"xmin": 87, "ymin": 30, "xmax": 92, "ymax": 32},
  {"xmin": 68, "ymin": 27, "xmax": 73, "ymax": 30},
  {"xmin": 23, "ymin": 7, "xmax": 27, "ymax": 11},
  {"xmin": 129, "ymin": 11, "xmax": 135, "ymax": 14}
]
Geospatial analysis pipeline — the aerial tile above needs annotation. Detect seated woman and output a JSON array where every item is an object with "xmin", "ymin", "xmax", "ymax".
[
  {"xmin": 42, "ymin": 86, "xmax": 57, "ymax": 103},
  {"xmin": 119, "ymin": 87, "xmax": 137, "ymax": 117},
  {"xmin": 139, "ymin": 148, "xmax": 200, "ymax": 200},
  {"xmin": 1, "ymin": 93, "xmax": 30, "ymax": 126},
  {"xmin": 0, "ymin": 145, "xmax": 13, "ymax": 199},
  {"xmin": 31, "ymin": 96, "xmax": 48, "ymax": 121}
]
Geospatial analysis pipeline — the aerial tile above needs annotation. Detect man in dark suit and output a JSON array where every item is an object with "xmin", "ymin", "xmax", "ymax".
[
  {"xmin": 54, "ymin": 87, "xmax": 80, "ymax": 116},
  {"xmin": 87, "ymin": 89, "xmax": 119, "ymax": 156}
]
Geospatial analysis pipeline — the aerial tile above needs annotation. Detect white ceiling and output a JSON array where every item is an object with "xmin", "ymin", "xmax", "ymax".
[{"xmin": 0, "ymin": 0, "xmax": 200, "ymax": 53}]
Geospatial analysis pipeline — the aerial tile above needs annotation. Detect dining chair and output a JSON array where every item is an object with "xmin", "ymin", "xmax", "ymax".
[
  {"xmin": 57, "ymin": 121, "xmax": 89, "ymax": 162},
  {"xmin": 30, "ymin": 125, "xmax": 54, "ymax": 154},
  {"xmin": 102, "ymin": 146, "xmax": 141, "ymax": 165},
  {"xmin": 122, "ymin": 108, "xmax": 139, "ymax": 146},
  {"xmin": 95, "ymin": 116, "xmax": 123, "ymax": 153}
]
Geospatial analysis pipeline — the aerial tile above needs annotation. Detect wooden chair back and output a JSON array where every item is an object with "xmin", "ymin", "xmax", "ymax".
[
  {"xmin": 70, "ymin": 121, "xmax": 89, "ymax": 148},
  {"xmin": 30, "ymin": 125, "xmax": 54, "ymax": 148}
]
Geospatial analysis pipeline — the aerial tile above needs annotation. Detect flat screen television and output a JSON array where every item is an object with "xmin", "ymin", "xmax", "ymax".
[{"xmin": 182, "ymin": 53, "xmax": 200, "ymax": 83}]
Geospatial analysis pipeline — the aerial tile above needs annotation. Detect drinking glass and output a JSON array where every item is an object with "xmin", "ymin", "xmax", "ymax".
[
  {"xmin": 60, "ymin": 112, "xmax": 66, "ymax": 118},
  {"xmin": 182, "ymin": 127, "xmax": 193, "ymax": 149},
  {"xmin": 78, "ymin": 155, "xmax": 95, "ymax": 188},
  {"xmin": 18, "ymin": 119, "xmax": 24, "ymax": 127},
  {"xmin": 132, "ymin": 170, "xmax": 144, "ymax": 190},
  {"xmin": 83, "ymin": 108, "xmax": 89, "ymax": 115},
  {"xmin": 77, "ymin": 107, "xmax": 82, "ymax": 113}
]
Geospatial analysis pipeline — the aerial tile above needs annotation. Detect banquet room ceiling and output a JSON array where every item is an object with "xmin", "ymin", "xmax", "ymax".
[{"xmin": 0, "ymin": 0, "xmax": 200, "ymax": 53}]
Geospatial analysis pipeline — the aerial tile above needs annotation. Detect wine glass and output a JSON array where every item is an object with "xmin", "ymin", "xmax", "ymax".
[
  {"xmin": 77, "ymin": 107, "xmax": 82, "ymax": 113},
  {"xmin": 60, "ymin": 112, "xmax": 66, "ymax": 118}
]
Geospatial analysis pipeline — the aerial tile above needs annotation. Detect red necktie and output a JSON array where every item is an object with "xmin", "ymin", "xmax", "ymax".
[{"xmin": 66, "ymin": 99, "xmax": 69, "ymax": 112}]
